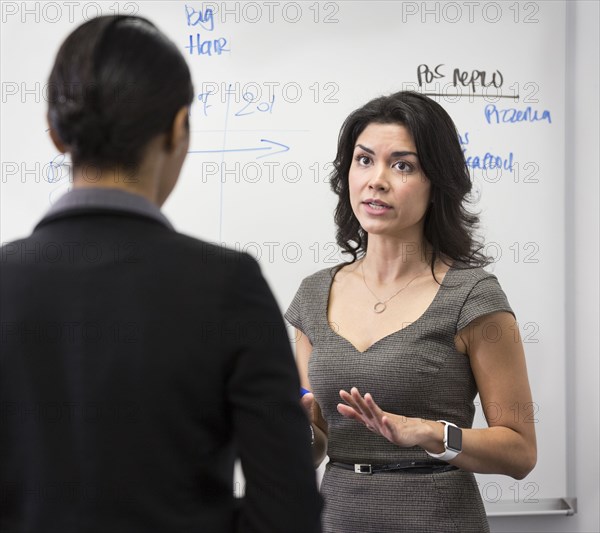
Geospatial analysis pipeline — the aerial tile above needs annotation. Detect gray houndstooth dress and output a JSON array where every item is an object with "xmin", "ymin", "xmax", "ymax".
[{"xmin": 285, "ymin": 265, "xmax": 515, "ymax": 533}]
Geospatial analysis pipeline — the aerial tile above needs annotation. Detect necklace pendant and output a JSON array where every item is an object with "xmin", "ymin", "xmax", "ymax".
[{"xmin": 374, "ymin": 302, "xmax": 386, "ymax": 314}]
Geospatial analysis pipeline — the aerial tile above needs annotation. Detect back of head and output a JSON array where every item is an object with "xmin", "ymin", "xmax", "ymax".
[{"xmin": 47, "ymin": 15, "xmax": 194, "ymax": 171}]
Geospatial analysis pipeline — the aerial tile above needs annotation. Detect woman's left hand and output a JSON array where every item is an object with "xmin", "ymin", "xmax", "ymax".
[{"xmin": 337, "ymin": 387, "xmax": 437, "ymax": 449}]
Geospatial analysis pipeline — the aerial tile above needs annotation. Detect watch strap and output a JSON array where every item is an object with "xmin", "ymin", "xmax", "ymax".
[{"xmin": 425, "ymin": 420, "xmax": 461, "ymax": 461}]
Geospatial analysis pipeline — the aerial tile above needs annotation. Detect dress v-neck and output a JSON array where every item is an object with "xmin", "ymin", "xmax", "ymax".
[{"xmin": 324, "ymin": 266, "xmax": 454, "ymax": 354}]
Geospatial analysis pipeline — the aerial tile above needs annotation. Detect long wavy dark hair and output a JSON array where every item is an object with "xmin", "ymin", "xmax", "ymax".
[{"xmin": 330, "ymin": 91, "xmax": 490, "ymax": 279}]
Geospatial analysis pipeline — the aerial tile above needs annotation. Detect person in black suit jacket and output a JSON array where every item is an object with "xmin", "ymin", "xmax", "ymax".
[{"xmin": 0, "ymin": 15, "xmax": 322, "ymax": 533}]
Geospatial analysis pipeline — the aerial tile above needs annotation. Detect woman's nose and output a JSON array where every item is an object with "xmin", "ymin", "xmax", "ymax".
[{"xmin": 368, "ymin": 167, "xmax": 389, "ymax": 191}]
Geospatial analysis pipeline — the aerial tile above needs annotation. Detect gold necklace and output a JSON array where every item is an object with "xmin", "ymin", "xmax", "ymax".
[{"xmin": 360, "ymin": 261, "xmax": 430, "ymax": 314}]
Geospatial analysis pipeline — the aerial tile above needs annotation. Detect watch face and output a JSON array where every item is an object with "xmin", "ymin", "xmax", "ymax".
[{"xmin": 447, "ymin": 425, "xmax": 462, "ymax": 452}]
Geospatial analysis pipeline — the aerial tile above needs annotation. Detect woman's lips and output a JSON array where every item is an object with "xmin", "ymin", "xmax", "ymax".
[{"xmin": 362, "ymin": 199, "xmax": 392, "ymax": 215}]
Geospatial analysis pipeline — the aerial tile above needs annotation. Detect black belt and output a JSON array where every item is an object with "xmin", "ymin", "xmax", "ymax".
[{"xmin": 329, "ymin": 459, "xmax": 458, "ymax": 475}]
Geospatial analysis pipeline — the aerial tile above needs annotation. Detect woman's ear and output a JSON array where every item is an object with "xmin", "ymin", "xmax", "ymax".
[
  {"xmin": 47, "ymin": 113, "xmax": 68, "ymax": 153},
  {"xmin": 165, "ymin": 106, "xmax": 190, "ymax": 153}
]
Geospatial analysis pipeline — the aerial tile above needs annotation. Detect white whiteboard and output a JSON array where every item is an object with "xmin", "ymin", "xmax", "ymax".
[{"xmin": 0, "ymin": 0, "xmax": 566, "ymax": 509}]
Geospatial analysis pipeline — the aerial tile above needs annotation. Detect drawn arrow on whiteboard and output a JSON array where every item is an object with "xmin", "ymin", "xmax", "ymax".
[{"xmin": 187, "ymin": 139, "xmax": 290, "ymax": 159}]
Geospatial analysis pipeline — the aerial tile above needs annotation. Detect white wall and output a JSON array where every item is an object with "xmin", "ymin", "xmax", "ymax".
[{"xmin": 489, "ymin": 1, "xmax": 600, "ymax": 530}]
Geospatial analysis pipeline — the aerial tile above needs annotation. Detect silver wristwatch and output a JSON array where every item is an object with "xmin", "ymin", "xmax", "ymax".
[{"xmin": 426, "ymin": 420, "xmax": 462, "ymax": 461}]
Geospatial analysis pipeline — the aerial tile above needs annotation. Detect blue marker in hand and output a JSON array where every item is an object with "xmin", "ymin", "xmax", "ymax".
[{"xmin": 300, "ymin": 387, "xmax": 311, "ymax": 397}]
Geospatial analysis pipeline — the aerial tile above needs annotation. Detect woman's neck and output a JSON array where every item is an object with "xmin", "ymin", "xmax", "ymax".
[
  {"xmin": 71, "ymin": 170, "xmax": 159, "ymax": 205},
  {"xmin": 71, "ymin": 139, "xmax": 168, "ymax": 206},
  {"xmin": 360, "ymin": 235, "xmax": 432, "ymax": 284}
]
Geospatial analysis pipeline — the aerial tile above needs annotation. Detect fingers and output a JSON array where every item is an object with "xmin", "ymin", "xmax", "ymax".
[
  {"xmin": 340, "ymin": 387, "xmax": 378, "ymax": 420},
  {"xmin": 336, "ymin": 402, "xmax": 362, "ymax": 422},
  {"xmin": 339, "ymin": 387, "xmax": 364, "ymax": 408},
  {"xmin": 300, "ymin": 392, "xmax": 314, "ymax": 411},
  {"xmin": 338, "ymin": 387, "xmax": 385, "ymax": 431},
  {"xmin": 337, "ymin": 388, "xmax": 366, "ymax": 423},
  {"xmin": 338, "ymin": 389, "xmax": 357, "ymax": 411},
  {"xmin": 337, "ymin": 403, "xmax": 374, "ymax": 429},
  {"xmin": 337, "ymin": 387, "xmax": 414, "ymax": 447},
  {"xmin": 364, "ymin": 392, "xmax": 383, "ymax": 416},
  {"xmin": 300, "ymin": 392, "xmax": 314, "ymax": 422}
]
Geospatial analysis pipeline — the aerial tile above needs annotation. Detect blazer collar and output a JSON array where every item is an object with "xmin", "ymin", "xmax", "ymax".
[{"xmin": 36, "ymin": 188, "xmax": 174, "ymax": 230}]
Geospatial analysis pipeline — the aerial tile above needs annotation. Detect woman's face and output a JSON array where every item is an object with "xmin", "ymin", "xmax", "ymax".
[{"xmin": 348, "ymin": 122, "xmax": 431, "ymax": 241}]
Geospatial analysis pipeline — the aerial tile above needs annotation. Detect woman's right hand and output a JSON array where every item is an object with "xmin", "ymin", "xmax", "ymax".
[
  {"xmin": 295, "ymin": 330, "xmax": 328, "ymax": 465},
  {"xmin": 301, "ymin": 391, "xmax": 315, "ymax": 423},
  {"xmin": 301, "ymin": 392, "xmax": 328, "ymax": 466}
]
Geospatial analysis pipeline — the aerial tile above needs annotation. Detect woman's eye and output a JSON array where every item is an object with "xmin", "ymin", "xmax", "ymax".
[
  {"xmin": 355, "ymin": 155, "xmax": 371, "ymax": 166},
  {"xmin": 394, "ymin": 161, "xmax": 413, "ymax": 172}
]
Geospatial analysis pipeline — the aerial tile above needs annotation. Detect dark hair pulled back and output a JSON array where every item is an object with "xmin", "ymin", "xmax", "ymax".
[{"xmin": 47, "ymin": 15, "xmax": 194, "ymax": 170}]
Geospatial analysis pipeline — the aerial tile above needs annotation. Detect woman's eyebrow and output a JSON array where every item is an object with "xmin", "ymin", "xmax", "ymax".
[
  {"xmin": 355, "ymin": 143, "xmax": 375, "ymax": 154},
  {"xmin": 390, "ymin": 150, "xmax": 418, "ymax": 158},
  {"xmin": 355, "ymin": 144, "xmax": 418, "ymax": 158}
]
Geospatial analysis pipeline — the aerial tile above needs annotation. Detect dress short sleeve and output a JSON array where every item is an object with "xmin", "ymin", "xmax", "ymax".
[
  {"xmin": 284, "ymin": 269, "xmax": 332, "ymax": 344},
  {"xmin": 285, "ymin": 279, "xmax": 307, "ymax": 334},
  {"xmin": 456, "ymin": 274, "xmax": 515, "ymax": 332}
]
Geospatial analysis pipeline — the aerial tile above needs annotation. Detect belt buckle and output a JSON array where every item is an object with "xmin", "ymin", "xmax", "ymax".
[{"xmin": 354, "ymin": 464, "xmax": 372, "ymax": 474}]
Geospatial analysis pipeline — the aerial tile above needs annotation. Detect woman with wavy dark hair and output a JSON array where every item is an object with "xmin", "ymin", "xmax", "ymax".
[{"xmin": 286, "ymin": 91, "xmax": 537, "ymax": 532}]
